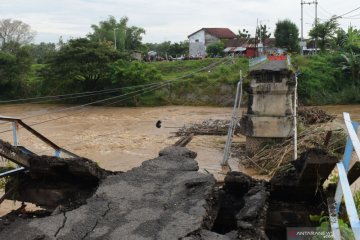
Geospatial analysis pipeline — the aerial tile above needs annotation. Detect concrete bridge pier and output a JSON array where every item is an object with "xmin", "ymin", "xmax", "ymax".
[{"xmin": 240, "ymin": 59, "xmax": 295, "ymax": 156}]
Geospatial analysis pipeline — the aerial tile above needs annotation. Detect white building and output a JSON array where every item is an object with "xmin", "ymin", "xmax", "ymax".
[{"xmin": 188, "ymin": 28, "xmax": 237, "ymax": 57}]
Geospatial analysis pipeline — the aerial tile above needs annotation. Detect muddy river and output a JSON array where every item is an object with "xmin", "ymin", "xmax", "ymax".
[
  {"xmin": 0, "ymin": 104, "xmax": 359, "ymax": 215},
  {"xmin": 0, "ymin": 104, "xmax": 243, "ymax": 172}
]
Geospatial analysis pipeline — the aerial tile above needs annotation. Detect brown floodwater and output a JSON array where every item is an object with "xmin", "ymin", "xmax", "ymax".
[
  {"xmin": 0, "ymin": 104, "xmax": 246, "ymax": 172},
  {"xmin": 0, "ymin": 103, "xmax": 359, "ymax": 215},
  {"xmin": 320, "ymin": 105, "xmax": 360, "ymax": 122}
]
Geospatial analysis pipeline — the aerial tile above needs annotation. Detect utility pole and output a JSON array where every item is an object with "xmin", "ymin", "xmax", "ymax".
[
  {"xmin": 255, "ymin": 18, "xmax": 258, "ymax": 57},
  {"xmin": 301, "ymin": 0, "xmax": 304, "ymax": 55},
  {"xmin": 301, "ymin": 0, "xmax": 318, "ymax": 54},
  {"xmin": 315, "ymin": 0, "xmax": 318, "ymax": 54}
]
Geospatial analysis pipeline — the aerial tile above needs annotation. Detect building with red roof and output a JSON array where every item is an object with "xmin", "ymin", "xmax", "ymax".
[{"xmin": 188, "ymin": 28, "xmax": 236, "ymax": 57}]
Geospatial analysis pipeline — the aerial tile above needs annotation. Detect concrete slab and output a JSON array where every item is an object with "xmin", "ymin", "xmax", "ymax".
[
  {"xmin": 0, "ymin": 147, "xmax": 217, "ymax": 240},
  {"xmin": 250, "ymin": 60, "xmax": 288, "ymax": 72}
]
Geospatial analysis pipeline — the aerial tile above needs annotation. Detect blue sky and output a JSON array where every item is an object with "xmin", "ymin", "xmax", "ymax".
[{"xmin": 1, "ymin": 0, "xmax": 359, "ymax": 43}]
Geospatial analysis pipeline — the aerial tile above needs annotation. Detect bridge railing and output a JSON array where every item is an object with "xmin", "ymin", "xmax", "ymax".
[
  {"xmin": 0, "ymin": 116, "xmax": 78, "ymax": 178},
  {"xmin": 249, "ymin": 55, "xmax": 267, "ymax": 68},
  {"xmin": 330, "ymin": 112, "xmax": 360, "ymax": 239}
]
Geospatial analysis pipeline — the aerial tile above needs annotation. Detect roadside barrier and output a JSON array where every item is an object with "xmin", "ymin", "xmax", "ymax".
[{"xmin": 330, "ymin": 112, "xmax": 360, "ymax": 239}]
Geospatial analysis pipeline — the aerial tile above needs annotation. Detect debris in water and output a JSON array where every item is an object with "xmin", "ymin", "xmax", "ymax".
[
  {"xmin": 298, "ymin": 107, "xmax": 335, "ymax": 125},
  {"xmin": 176, "ymin": 119, "xmax": 239, "ymax": 136}
]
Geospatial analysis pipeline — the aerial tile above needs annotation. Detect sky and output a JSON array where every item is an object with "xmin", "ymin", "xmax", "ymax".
[{"xmin": 1, "ymin": 0, "xmax": 359, "ymax": 44}]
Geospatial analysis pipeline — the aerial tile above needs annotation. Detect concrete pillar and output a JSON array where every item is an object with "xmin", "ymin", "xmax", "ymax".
[{"xmin": 240, "ymin": 59, "xmax": 295, "ymax": 155}]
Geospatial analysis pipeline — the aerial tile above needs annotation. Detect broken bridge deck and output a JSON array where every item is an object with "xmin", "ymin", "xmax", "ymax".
[{"xmin": 0, "ymin": 147, "xmax": 218, "ymax": 240}]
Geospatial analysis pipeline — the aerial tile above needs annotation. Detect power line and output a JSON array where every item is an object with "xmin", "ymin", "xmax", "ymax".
[
  {"xmin": 318, "ymin": 5, "xmax": 333, "ymax": 17},
  {"xmin": 0, "ymin": 82, "xmax": 162, "ymax": 104},
  {"xmin": 0, "ymin": 82, "xmax": 169, "ymax": 134},
  {"xmin": 336, "ymin": 6, "xmax": 360, "ymax": 18},
  {"xmin": 31, "ymin": 63, "xmax": 235, "ymax": 155},
  {"xmin": 0, "ymin": 58, "xmax": 236, "ymax": 157},
  {"xmin": 1, "ymin": 58, "xmax": 228, "ymax": 122},
  {"xmin": 345, "ymin": 13, "xmax": 360, "ymax": 18},
  {"xmin": 0, "ymin": 58, "xmax": 231, "ymax": 133}
]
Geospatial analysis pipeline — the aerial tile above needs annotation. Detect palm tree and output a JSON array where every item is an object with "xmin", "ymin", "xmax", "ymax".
[
  {"xmin": 343, "ymin": 26, "xmax": 360, "ymax": 51},
  {"xmin": 309, "ymin": 18, "xmax": 339, "ymax": 52}
]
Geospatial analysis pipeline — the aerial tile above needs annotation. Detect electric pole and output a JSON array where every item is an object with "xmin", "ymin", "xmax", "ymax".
[
  {"xmin": 255, "ymin": 18, "xmax": 258, "ymax": 57},
  {"xmin": 301, "ymin": 0, "xmax": 304, "ymax": 55},
  {"xmin": 315, "ymin": 0, "xmax": 318, "ymax": 54},
  {"xmin": 301, "ymin": 0, "xmax": 318, "ymax": 54}
]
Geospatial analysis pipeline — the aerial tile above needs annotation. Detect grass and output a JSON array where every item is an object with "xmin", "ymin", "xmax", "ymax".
[
  {"xmin": 132, "ymin": 57, "xmax": 249, "ymax": 106},
  {"xmin": 147, "ymin": 59, "xmax": 221, "ymax": 79}
]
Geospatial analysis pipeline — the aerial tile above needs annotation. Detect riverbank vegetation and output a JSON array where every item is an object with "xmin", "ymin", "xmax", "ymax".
[
  {"xmin": 294, "ymin": 18, "xmax": 360, "ymax": 105},
  {"xmin": 0, "ymin": 16, "xmax": 359, "ymax": 106}
]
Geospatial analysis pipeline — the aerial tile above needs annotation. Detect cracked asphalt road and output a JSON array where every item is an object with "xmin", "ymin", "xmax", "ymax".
[{"xmin": 0, "ymin": 147, "xmax": 217, "ymax": 240}]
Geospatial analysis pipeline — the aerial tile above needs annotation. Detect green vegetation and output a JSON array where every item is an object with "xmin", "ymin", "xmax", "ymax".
[
  {"xmin": 256, "ymin": 24, "xmax": 271, "ymax": 44},
  {"xmin": 0, "ymin": 16, "xmax": 358, "ymax": 107},
  {"xmin": 147, "ymin": 58, "xmax": 220, "ymax": 79},
  {"xmin": 294, "ymin": 22, "xmax": 360, "ymax": 105},
  {"xmin": 309, "ymin": 18, "xmax": 339, "ymax": 52},
  {"xmin": 0, "ymin": 43, "xmax": 32, "ymax": 98},
  {"xmin": 274, "ymin": 19, "xmax": 300, "ymax": 53},
  {"xmin": 311, "ymin": 215, "xmax": 354, "ymax": 240},
  {"xmin": 145, "ymin": 41, "xmax": 189, "ymax": 58},
  {"xmin": 88, "ymin": 16, "xmax": 145, "ymax": 52},
  {"xmin": 134, "ymin": 57, "xmax": 248, "ymax": 106},
  {"xmin": 206, "ymin": 41, "xmax": 225, "ymax": 57}
]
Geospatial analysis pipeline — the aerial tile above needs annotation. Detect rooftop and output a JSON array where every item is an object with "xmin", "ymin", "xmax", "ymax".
[{"xmin": 188, "ymin": 28, "xmax": 236, "ymax": 39}]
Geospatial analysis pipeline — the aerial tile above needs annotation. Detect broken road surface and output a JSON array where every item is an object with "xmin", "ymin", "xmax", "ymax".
[{"xmin": 0, "ymin": 147, "xmax": 217, "ymax": 240}]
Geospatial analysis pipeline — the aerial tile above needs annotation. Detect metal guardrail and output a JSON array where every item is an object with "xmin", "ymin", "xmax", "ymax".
[
  {"xmin": 0, "ymin": 116, "xmax": 78, "ymax": 158},
  {"xmin": 0, "ymin": 116, "xmax": 78, "ymax": 178},
  {"xmin": 249, "ymin": 56, "xmax": 268, "ymax": 68},
  {"xmin": 221, "ymin": 71, "xmax": 243, "ymax": 167},
  {"xmin": 330, "ymin": 112, "xmax": 360, "ymax": 239}
]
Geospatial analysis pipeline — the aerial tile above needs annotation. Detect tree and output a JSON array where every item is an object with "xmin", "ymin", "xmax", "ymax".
[
  {"xmin": 0, "ymin": 44, "xmax": 32, "ymax": 98},
  {"xmin": 168, "ymin": 41, "xmax": 189, "ymax": 56},
  {"xmin": 88, "ymin": 16, "xmax": 145, "ymax": 52},
  {"xmin": 41, "ymin": 38, "xmax": 121, "ymax": 95},
  {"xmin": 145, "ymin": 41, "xmax": 189, "ymax": 58},
  {"xmin": 111, "ymin": 60, "xmax": 162, "ymax": 87},
  {"xmin": 237, "ymin": 28, "xmax": 251, "ymax": 39},
  {"xmin": 206, "ymin": 41, "xmax": 225, "ymax": 57},
  {"xmin": 309, "ymin": 18, "xmax": 339, "ymax": 52},
  {"xmin": 0, "ymin": 19, "xmax": 35, "ymax": 48},
  {"xmin": 110, "ymin": 60, "xmax": 162, "ymax": 105},
  {"xmin": 256, "ymin": 24, "xmax": 271, "ymax": 43},
  {"xmin": 29, "ymin": 42, "xmax": 56, "ymax": 64},
  {"xmin": 333, "ymin": 28, "xmax": 347, "ymax": 50},
  {"xmin": 343, "ymin": 27, "xmax": 360, "ymax": 52},
  {"xmin": 340, "ymin": 51, "xmax": 360, "ymax": 85},
  {"xmin": 274, "ymin": 19, "xmax": 300, "ymax": 52}
]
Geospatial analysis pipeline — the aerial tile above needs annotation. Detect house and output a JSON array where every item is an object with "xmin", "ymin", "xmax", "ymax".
[
  {"xmin": 188, "ymin": 28, "xmax": 237, "ymax": 57},
  {"xmin": 224, "ymin": 38, "xmax": 277, "ymax": 58}
]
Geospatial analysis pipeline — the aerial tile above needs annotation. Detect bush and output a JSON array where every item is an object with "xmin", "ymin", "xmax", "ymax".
[
  {"xmin": 206, "ymin": 41, "xmax": 225, "ymax": 57},
  {"xmin": 294, "ymin": 53, "xmax": 352, "ymax": 105}
]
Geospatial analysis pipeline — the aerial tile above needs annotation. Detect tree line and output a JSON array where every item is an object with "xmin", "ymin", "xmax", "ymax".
[
  {"xmin": 0, "ymin": 16, "xmax": 359, "ymax": 105},
  {"xmin": 0, "ymin": 16, "xmax": 189, "ymax": 101}
]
